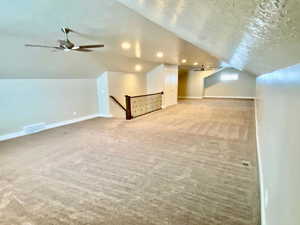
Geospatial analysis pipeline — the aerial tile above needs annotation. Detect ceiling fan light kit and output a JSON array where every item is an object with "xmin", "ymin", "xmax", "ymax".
[{"xmin": 25, "ymin": 27, "xmax": 105, "ymax": 52}]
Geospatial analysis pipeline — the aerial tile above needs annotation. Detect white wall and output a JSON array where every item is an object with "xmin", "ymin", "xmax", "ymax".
[
  {"xmin": 256, "ymin": 64, "xmax": 300, "ymax": 225},
  {"xmin": 205, "ymin": 68, "xmax": 256, "ymax": 98},
  {"xmin": 97, "ymin": 66, "xmax": 177, "ymax": 118},
  {"xmin": 0, "ymin": 79, "xmax": 98, "ymax": 137},
  {"xmin": 147, "ymin": 65, "xmax": 165, "ymax": 94},
  {"xmin": 178, "ymin": 69, "xmax": 215, "ymax": 98},
  {"xmin": 147, "ymin": 64, "xmax": 178, "ymax": 108},
  {"xmin": 0, "ymin": 67, "xmax": 177, "ymax": 138},
  {"xmin": 106, "ymin": 71, "xmax": 147, "ymax": 118},
  {"xmin": 164, "ymin": 65, "xmax": 179, "ymax": 107},
  {"xmin": 178, "ymin": 68, "xmax": 256, "ymax": 99},
  {"xmin": 97, "ymin": 72, "xmax": 110, "ymax": 117}
]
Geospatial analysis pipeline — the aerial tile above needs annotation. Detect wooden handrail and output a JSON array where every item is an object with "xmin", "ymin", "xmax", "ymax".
[
  {"xmin": 110, "ymin": 92, "xmax": 164, "ymax": 120},
  {"xmin": 109, "ymin": 96, "xmax": 126, "ymax": 112},
  {"xmin": 130, "ymin": 91, "xmax": 164, "ymax": 98}
]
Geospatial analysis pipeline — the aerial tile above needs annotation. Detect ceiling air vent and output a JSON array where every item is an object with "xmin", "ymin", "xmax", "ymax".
[{"xmin": 23, "ymin": 123, "xmax": 46, "ymax": 134}]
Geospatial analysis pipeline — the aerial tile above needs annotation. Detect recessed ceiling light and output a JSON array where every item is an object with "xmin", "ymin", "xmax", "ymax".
[
  {"xmin": 135, "ymin": 64, "xmax": 142, "ymax": 72},
  {"xmin": 193, "ymin": 62, "xmax": 199, "ymax": 66},
  {"xmin": 181, "ymin": 59, "xmax": 187, "ymax": 63},
  {"xmin": 156, "ymin": 52, "xmax": 164, "ymax": 58},
  {"xmin": 121, "ymin": 42, "xmax": 131, "ymax": 50}
]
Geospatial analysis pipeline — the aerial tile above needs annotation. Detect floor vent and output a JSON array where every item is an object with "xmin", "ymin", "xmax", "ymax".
[
  {"xmin": 242, "ymin": 160, "xmax": 251, "ymax": 167},
  {"xmin": 23, "ymin": 123, "xmax": 46, "ymax": 134}
]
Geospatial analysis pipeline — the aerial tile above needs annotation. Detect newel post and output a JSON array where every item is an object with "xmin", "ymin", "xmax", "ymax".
[{"xmin": 125, "ymin": 95, "xmax": 132, "ymax": 120}]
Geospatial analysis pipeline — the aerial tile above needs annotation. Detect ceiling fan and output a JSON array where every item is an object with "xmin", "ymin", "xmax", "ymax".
[
  {"xmin": 25, "ymin": 28, "xmax": 104, "ymax": 52},
  {"xmin": 192, "ymin": 65, "xmax": 223, "ymax": 71}
]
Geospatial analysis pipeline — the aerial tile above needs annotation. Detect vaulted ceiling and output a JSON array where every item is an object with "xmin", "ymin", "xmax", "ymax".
[
  {"xmin": 1, "ymin": 0, "xmax": 299, "ymax": 78},
  {"xmin": 0, "ymin": 0, "xmax": 218, "ymax": 78},
  {"xmin": 118, "ymin": 0, "xmax": 300, "ymax": 75}
]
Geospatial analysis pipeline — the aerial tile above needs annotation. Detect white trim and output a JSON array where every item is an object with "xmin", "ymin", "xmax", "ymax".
[
  {"xmin": 162, "ymin": 103, "xmax": 177, "ymax": 109},
  {"xmin": 99, "ymin": 114, "xmax": 113, "ymax": 118},
  {"xmin": 204, "ymin": 96, "xmax": 255, "ymax": 100},
  {"xmin": 0, "ymin": 114, "xmax": 102, "ymax": 142},
  {"xmin": 178, "ymin": 96, "xmax": 203, "ymax": 99},
  {"xmin": 0, "ymin": 131, "xmax": 26, "ymax": 142},
  {"xmin": 46, "ymin": 114, "xmax": 100, "ymax": 130},
  {"xmin": 255, "ymin": 98, "xmax": 266, "ymax": 225}
]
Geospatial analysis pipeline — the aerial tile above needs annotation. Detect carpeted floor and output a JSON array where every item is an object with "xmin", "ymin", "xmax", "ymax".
[{"xmin": 0, "ymin": 99, "xmax": 259, "ymax": 225}]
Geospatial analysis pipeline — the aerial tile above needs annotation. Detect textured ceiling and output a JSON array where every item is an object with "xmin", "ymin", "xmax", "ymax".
[
  {"xmin": 0, "ymin": 0, "xmax": 218, "ymax": 78},
  {"xmin": 117, "ymin": 0, "xmax": 300, "ymax": 75}
]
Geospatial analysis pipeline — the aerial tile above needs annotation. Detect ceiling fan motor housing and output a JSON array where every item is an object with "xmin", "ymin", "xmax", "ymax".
[{"xmin": 61, "ymin": 27, "xmax": 72, "ymax": 34}]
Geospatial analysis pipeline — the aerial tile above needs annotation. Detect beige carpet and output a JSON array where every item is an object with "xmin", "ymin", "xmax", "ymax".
[{"xmin": 0, "ymin": 99, "xmax": 259, "ymax": 225}]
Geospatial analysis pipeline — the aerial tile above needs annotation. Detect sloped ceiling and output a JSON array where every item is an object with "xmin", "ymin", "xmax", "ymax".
[
  {"xmin": 117, "ymin": 0, "xmax": 300, "ymax": 75},
  {"xmin": 0, "ymin": 0, "xmax": 218, "ymax": 78}
]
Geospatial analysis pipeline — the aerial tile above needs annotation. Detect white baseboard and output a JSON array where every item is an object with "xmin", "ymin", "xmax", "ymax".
[
  {"xmin": 178, "ymin": 96, "xmax": 255, "ymax": 100},
  {"xmin": 255, "ymin": 98, "xmax": 266, "ymax": 225},
  {"xmin": 46, "ymin": 114, "xmax": 100, "ymax": 130},
  {"xmin": 204, "ymin": 96, "xmax": 255, "ymax": 100},
  {"xmin": 99, "ymin": 114, "xmax": 113, "ymax": 118},
  {"xmin": 178, "ymin": 96, "xmax": 203, "ymax": 99},
  {"xmin": 0, "ymin": 114, "xmax": 103, "ymax": 142},
  {"xmin": 0, "ymin": 131, "xmax": 27, "ymax": 142}
]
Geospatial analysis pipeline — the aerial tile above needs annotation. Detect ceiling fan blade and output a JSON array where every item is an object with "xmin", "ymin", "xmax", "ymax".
[
  {"xmin": 78, "ymin": 44, "xmax": 104, "ymax": 49},
  {"xmin": 25, "ymin": 44, "xmax": 62, "ymax": 50},
  {"xmin": 73, "ymin": 48, "xmax": 93, "ymax": 52}
]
